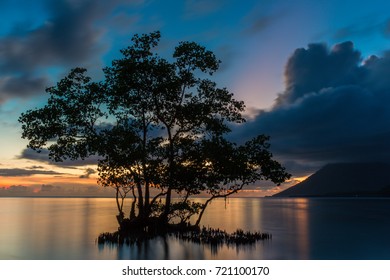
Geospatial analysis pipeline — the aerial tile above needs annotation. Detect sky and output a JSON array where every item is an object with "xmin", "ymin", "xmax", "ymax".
[{"xmin": 2, "ymin": 0, "xmax": 390, "ymax": 197}]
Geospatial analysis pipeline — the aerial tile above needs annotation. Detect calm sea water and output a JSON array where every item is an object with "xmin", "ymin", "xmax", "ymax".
[{"xmin": 0, "ymin": 197, "xmax": 389, "ymax": 260}]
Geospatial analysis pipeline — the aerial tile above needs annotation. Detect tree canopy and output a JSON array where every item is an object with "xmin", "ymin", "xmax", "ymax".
[{"xmin": 19, "ymin": 31, "xmax": 290, "ymax": 230}]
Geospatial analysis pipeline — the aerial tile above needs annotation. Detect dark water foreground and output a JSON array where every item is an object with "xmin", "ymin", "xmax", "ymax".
[{"xmin": 1, "ymin": 197, "xmax": 390, "ymax": 259}]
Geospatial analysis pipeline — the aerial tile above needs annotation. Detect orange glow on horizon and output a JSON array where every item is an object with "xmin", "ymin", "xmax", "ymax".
[
  {"xmin": 0, "ymin": 174, "xmax": 98, "ymax": 188},
  {"xmin": 291, "ymin": 175, "xmax": 310, "ymax": 183}
]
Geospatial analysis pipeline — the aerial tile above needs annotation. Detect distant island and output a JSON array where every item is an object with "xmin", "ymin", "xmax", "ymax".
[{"xmin": 274, "ymin": 162, "xmax": 390, "ymax": 197}]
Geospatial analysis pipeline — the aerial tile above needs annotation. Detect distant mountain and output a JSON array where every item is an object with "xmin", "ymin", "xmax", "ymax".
[{"xmin": 274, "ymin": 162, "xmax": 390, "ymax": 197}]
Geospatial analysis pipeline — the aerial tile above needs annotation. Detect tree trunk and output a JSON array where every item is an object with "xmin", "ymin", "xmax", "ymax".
[
  {"xmin": 162, "ymin": 126, "xmax": 174, "ymax": 222},
  {"xmin": 194, "ymin": 198, "xmax": 213, "ymax": 227},
  {"xmin": 161, "ymin": 187, "xmax": 172, "ymax": 222},
  {"xmin": 136, "ymin": 183, "xmax": 144, "ymax": 218},
  {"xmin": 144, "ymin": 181, "xmax": 150, "ymax": 217},
  {"xmin": 115, "ymin": 187, "xmax": 124, "ymax": 225},
  {"xmin": 129, "ymin": 199, "xmax": 137, "ymax": 220}
]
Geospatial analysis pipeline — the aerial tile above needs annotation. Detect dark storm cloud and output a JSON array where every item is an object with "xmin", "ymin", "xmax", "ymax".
[
  {"xmin": 0, "ymin": 0, "xmax": 135, "ymax": 103},
  {"xmin": 276, "ymin": 41, "xmax": 362, "ymax": 105},
  {"xmin": 1, "ymin": 1, "xmax": 101, "ymax": 72},
  {"xmin": 18, "ymin": 148, "xmax": 102, "ymax": 167},
  {"xmin": 0, "ymin": 75, "xmax": 48, "ymax": 102},
  {"xmin": 233, "ymin": 41, "xmax": 390, "ymax": 175}
]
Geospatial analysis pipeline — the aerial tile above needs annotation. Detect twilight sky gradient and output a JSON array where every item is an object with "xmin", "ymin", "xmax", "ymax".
[{"xmin": 2, "ymin": 0, "xmax": 390, "ymax": 196}]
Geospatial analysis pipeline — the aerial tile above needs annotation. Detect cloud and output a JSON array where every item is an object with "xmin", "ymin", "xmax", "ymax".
[
  {"xmin": 28, "ymin": 165, "xmax": 45, "ymax": 170},
  {"xmin": 245, "ymin": 15, "xmax": 274, "ymax": 34},
  {"xmin": 0, "ymin": 75, "xmax": 48, "ymax": 103},
  {"xmin": 18, "ymin": 148, "xmax": 102, "ymax": 167},
  {"xmin": 332, "ymin": 21, "xmax": 383, "ymax": 41},
  {"xmin": 233, "ymin": 41, "xmax": 390, "ymax": 176},
  {"xmin": 214, "ymin": 44, "xmax": 237, "ymax": 72},
  {"xmin": 0, "ymin": 0, "xmax": 136, "ymax": 103},
  {"xmin": 40, "ymin": 184, "xmax": 62, "ymax": 192},
  {"xmin": 276, "ymin": 41, "xmax": 362, "ymax": 105},
  {"xmin": 0, "ymin": 168, "xmax": 64, "ymax": 177},
  {"xmin": 0, "ymin": 185, "xmax": 35, "ymax": 195},
  {"xmin": 0, "ymin": 184, "xmax": 114, "ymax": 197},
  {"xmin": 243, "ymin": 13, "xmax": 283, "ymax": 36},
  {"xmin": 240, "ymin": 2, "xmax": 287, "ymax": 36},
  {"xmin": 332, "ymin": 18, "xmax": 390, "ymax": 41},
  {"xmin": 1, "ymin": 1, "xmax": 99, "ymax": 73},
  {"xmin": 79, "ymin": 168, "xmax": 96, "ymax": 179}
]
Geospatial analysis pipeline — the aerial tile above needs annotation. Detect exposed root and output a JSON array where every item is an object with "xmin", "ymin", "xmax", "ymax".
[{"xmin": 97, "ymin": 225, "xmax": 271, "ymax": 247}]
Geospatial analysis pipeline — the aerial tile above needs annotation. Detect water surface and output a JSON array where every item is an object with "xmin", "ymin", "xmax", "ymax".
[{"xmin": 0, "ymin": 197, "xmax": 389, "ymax": 259}]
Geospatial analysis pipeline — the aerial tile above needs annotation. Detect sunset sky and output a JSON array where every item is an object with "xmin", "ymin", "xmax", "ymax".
[{"xmin": 2, "ymin": 0, "xmax": 390, "ymax": 196}]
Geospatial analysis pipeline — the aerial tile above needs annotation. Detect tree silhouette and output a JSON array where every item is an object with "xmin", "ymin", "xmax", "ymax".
[{"xmin": 19, "ymin": 31, "xmax": 290, "ymax": 232}]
